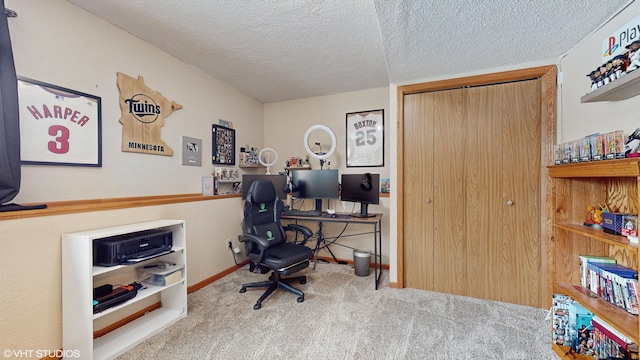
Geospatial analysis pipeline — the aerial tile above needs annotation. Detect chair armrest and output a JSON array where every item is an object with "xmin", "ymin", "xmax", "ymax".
[
  {"xmin": 237, "ymin": 233, "xmax": 270, "ymax": 270},
  {"xmin": 238, "ymin": 233, "xmax": 272, "ymax": 249},
  {"xmin": 284, "ymin": 224, "xmax": 313, "ymax": 245}
]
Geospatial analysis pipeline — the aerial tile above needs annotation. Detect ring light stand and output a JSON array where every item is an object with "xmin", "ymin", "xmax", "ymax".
[
  {"xmin": 258, "ymin": 147, "xmax": 277, "ymax": 175},
  {"xmin": 303, "ymin": 124, "xmax": 336, "ymax": 169},
  {"xmin": 301, "ymin": 125, "xmax": 341, "ymax": 267}
]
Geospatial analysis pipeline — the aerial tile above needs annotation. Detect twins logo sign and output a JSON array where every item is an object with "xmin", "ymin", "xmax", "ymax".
[
  {"xmin": 117, "ymin": 72, "xmax": 182, "ymax": 156},
  {"xmin": 125, "ymin": 94, "xmax": 160, "ymax": 124}
]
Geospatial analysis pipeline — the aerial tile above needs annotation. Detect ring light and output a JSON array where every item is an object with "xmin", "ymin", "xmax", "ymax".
[
  {"xmin": 304, "ymin": 125, "xmax": 336, "ymax": 160},
  {"xmin": 258, "ymin": 147, "xmax": 278, "ymax": 174}
]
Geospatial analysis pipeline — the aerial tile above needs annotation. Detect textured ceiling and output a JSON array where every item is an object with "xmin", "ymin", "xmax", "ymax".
[{"xmin": 67, "ymin": 0, "xmax": 631, "ymax": 103}]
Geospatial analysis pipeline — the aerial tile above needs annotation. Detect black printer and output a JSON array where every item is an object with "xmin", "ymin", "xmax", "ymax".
[{"xmin": 93, "ymin": 229, "xmax": 173, "ymax": 266}]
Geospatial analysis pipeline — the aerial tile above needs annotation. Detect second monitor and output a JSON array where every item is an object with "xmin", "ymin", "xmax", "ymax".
[
  {"xmin": 340, "ymin": 173, "xmax": 380, "ymax": 218},
  {"xmin": 291, "ymin": 169, "xmax": 339, "ymax": 212}
]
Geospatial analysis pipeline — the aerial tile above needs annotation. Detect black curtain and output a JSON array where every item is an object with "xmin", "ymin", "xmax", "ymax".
[{"xmin": 0, "ymin": 0, "xmax": 20, "ymax": 205}]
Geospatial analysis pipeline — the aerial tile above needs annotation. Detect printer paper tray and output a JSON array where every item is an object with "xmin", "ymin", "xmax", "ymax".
[{"xmin": 124, "ymin": 249, "xmax": 173, "ymax": 263}]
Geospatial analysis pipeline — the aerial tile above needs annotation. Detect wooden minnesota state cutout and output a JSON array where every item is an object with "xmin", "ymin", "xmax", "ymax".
[{"xmin": 117, "ymin": 72, "xmax": 182, "ymax": 156}]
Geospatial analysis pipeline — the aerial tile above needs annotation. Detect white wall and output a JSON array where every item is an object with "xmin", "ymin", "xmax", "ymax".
[
  {"xmin": 8, "ymin": 0, "xmax": 264, "ymax": 203},
  {"xmin": 263, "ymin": 88, "xmax": 391, "ymax": 263},
  {"xmin": 263, "ymin": 88, "xmax": 389, "ymax": 173},
  {"xmin": 1, "ymin": 0, "xmax": 257, "ymax": 352},
  {"xmin": 559, "ymin": 1, "xmax": 640, "ymax": 142}
]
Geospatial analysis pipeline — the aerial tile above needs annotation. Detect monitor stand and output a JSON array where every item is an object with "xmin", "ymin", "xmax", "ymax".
[{"xmin": 351, "ymin": 203, "xmax": 375, "ymax": 218}]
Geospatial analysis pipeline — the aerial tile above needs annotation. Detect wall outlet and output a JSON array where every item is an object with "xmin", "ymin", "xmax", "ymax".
[{"xmin": 227, "ymin": 241, "xmax": 232, "ymax": 251}]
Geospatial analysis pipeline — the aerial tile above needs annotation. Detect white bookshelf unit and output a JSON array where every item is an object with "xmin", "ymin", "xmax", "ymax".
[{"xmin": 62, "ymin": 219, "xmax": 187, "ymax": 360}]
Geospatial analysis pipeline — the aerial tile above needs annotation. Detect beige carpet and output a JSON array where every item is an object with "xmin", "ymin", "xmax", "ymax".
[{"xmin": 116, "ymin": 263, "xmax": 557, "ymax": 359}]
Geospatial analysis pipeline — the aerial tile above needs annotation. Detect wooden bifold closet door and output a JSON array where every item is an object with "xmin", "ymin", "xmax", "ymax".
[{"xmin": 403, "ymin": 79, "xmax": 542, "ymax": 307}]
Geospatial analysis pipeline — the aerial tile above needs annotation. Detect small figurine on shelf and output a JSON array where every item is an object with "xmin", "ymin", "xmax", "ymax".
[
  {"xmin": 606, "ymin": 60, "xmax": 616, "ymax": 83},
  {"xmin": 584, "ymin": 204, "xmax": 608, "ymax": 229},
  {"xmin": 586, "ymin": 70, "xmax": 598, "ymax": 92},
  {"xmin": 625, "ymin": 40, "xmax": 640, "ymax": 72},
  {"xmin": 593, "ymin": 67, "xmax": 604, "ymax": 89},
  {"xmin": 612, "ymin": 54, "xmax": 627, "ymax": 79},
  {"xmin": 600, "ymin": 64, "xmax": 610, "ymax": 86},
  {"xmin": 599, "ymin": 203, "xmax": 609, "ymax": 219},
  {"xmin": 584, "ymin": 204, "xmax": 597, "ymax": 227},
  {"xmin": 303, "ymin": 156, "xmax": 310, "ymax": 168}
]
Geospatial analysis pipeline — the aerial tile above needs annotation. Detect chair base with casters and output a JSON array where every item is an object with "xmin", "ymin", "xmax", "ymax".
[{"xmin": 240, "ymin": 257, "xmax": 309, "ymax": 310}]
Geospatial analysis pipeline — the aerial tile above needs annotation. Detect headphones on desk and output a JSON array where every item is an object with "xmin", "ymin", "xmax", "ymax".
[{"xmin": 360, "ymin": 173, "xmax": 373, "ymax": 191}]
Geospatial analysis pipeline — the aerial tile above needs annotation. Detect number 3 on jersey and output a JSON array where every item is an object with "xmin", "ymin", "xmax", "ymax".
[{"xmin": 48, "ymin": 125, "xmax": 70, "ymax": 154}]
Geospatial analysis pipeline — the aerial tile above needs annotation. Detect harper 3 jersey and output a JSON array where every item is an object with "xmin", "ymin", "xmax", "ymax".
[{"xmin": 18, "ymin": 80, "xmax": 99, "ymax": 165}]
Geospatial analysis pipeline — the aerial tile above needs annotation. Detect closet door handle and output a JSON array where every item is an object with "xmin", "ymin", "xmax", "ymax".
[
  {"xmin": 506, "ymin": 200, "xmax": 514, "ymax": 206},
  {"xmin": 425, "ymin": 198, "xmax": 432, "ymax": 204}
]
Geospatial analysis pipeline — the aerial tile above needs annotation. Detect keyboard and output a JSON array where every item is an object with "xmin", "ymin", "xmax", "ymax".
[{"xmin": 282, "ymin": 209, "xmax": 322, "ymax": 217}]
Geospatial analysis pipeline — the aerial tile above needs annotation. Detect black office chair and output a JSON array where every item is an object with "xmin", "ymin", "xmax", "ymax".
[{"xmin": 238, "ymin": 180, "xmax": 314, "ymax": 310}]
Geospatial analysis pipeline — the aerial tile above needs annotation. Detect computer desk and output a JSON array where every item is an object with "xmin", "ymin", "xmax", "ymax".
[{"xmin": 281, "ymin": 212, "xmax": 383, "ymax": 290}]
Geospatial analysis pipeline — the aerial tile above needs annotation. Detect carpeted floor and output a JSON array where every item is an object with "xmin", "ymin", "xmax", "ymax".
[{"xmin": 116, "ymin": 263, "xmax": 557, "ymax": 359}]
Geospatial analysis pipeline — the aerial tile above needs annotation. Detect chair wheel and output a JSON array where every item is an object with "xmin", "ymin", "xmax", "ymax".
[
  {"xmin": 300, "ymin": 279, "xmax": 306, "ymax": 284},
  {"xmin": 297, "ymin": 296, "xmax": 304, "ymax": 303},
  {"xmin": 253, "ymin": 303, "xmax": 261, "ymax": 310},
  {"xmin": 239, "ymin": 287, "xmax": 246, "ymax": 293}
]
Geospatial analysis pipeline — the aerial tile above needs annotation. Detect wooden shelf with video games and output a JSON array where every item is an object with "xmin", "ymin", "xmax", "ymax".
[{"xmin": 548, "ymin": 158, "xmax": 640, "ymax": 359}]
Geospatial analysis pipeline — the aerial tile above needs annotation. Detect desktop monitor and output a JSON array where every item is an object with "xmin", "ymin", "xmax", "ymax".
[
  {"xmin": 340, "ymin": 173, "xmax": 380, "ymax": 218},
  {"xmin": 242, "ymin": 174, "xmax": 288, "ymax": 200},
  {"xmin": 291, "ymin": 169, "xmax": 339, "ymax": 211}
]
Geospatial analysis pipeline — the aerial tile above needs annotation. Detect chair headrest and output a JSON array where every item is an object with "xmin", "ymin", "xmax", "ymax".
[{"xmin": 247, "ymin": 180, "xmax": 277, "ymax": 204}]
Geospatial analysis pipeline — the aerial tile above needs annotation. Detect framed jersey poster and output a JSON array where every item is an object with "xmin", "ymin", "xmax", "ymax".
[
  {"xmin": 17, "ymin": 77, "xmax": 102, "ymax": 167},
  {"xmin": 346, "ymin": 109, "xmax": 384, "ymax": 167}
]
